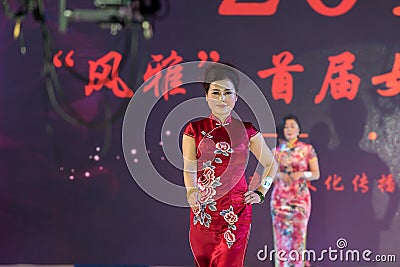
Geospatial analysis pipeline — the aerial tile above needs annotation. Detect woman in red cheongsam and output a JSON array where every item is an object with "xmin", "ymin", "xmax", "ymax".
[
  {"xmin": 182, "ymin": 63, "xmax": 278, "ymax": 267},
  {"xmin": 271, "ymin": 115, "xmax": 320, "ymax": 267}
]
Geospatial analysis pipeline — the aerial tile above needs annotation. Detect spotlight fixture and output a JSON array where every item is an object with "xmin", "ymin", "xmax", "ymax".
[{"xmin": 58, "ymin": 0, "xmax": 160, "ymax": 37}]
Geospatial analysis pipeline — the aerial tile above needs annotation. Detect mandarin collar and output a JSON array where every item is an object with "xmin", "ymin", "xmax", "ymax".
[
  {"xmin": 208, "ymin": 113, "xmax": 232, "ymax": 126},
  {"xmin": 286, "ymin": 138, "xmax": 299, "ymax": 149}
]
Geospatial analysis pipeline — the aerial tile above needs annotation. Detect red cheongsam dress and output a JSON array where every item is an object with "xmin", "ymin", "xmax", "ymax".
[{"xmin": 183, "ymin": 113, "xmax": 259, "ymax": 267}]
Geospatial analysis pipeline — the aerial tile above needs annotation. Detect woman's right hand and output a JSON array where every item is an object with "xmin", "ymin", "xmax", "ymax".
[
  {"xmin": 279, "ymin": 172, "xmax": 292, "ymax": 186},
  {"xmin": 187, "ymin": 190, "xmax": 200, "ymax": 209}
]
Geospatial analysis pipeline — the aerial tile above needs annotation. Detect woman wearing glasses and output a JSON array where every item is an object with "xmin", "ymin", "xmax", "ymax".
[{"xmin": 182, "ymin": 63, "xmax": 278, "ymax": 267}]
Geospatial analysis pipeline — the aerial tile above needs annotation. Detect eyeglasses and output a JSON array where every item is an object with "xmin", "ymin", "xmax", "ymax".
[{"xmin": 208, "ymin": 90, "xmax": 237, "ymax": 99}]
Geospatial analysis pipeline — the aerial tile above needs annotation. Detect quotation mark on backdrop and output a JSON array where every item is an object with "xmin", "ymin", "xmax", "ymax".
[
  {"xmin": 53, "ymin": 50, "xmax": 75, "ymax": 68},
  {"xmin": 197, "ymin": 50, "xmax": 220, "ymax": 67}
]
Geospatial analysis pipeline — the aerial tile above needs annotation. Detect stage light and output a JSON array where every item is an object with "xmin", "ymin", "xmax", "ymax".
[{"xmin": 58, "ymin": 0, "xmax": 160, "ymax": 37}]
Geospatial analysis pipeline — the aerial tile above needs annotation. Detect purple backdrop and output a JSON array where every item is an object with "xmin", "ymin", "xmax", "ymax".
[{"xmin": 1, "ymin": 1, "xmax": 399, "ymax": 266}]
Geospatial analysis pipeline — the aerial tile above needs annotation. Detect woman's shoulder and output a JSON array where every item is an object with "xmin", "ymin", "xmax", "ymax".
[
  {"xmin": 297, "ymin": 140, "xmax": 310, "ymax": 145},
  {"xmin": 298, "ymin": 140, "xmax": 315, "ymax": 150},
  {"xmin": 232, "ymin": 118, "xmax": 259, "ymax": 139},
  {"xmin": 231, "ymin": 117, "xmax": 256, "ymax": 128},
  {"xmin": 183, "ymin": 118, "xmax": 208, "ymax": 137},
  {"xmin": 183, "ymin": 117, "xmax": 211, "ymax": 133},
  {"xmin": 243, "ymin": 121, "xmax": 254, "ymax": 128},
  {"xmin": 187, "ymin": 117, "xmax": 209, "ymax": 126}
]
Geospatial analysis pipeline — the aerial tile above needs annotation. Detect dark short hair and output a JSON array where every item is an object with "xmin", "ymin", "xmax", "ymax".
[
  {"xmin": 202, "ymin": 63, "xmax": 239, "ymax": 94},
  {"xmin": 281, "ymin": 114, "xmax": 302, "ymax": 133}
]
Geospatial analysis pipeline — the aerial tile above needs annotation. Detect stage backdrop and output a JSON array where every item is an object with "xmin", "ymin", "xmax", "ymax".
[{"xmin": 1, "ymin": 1, "xmax": 399, "ymax": 266}]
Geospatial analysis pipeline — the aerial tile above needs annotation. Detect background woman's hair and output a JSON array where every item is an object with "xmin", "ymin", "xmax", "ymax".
[
  {"xmin": 281, "ymin": 114, "xmax": 302, "ymax": 139},
  {"xmin": 276, "ymin": 124, "xmax": 284, "ymax": 148},
  {"xmin": 202, "ymin": 62, "xmax": 239, "ymax": 94}
]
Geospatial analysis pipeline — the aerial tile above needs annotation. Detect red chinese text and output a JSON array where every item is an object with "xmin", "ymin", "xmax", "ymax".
[
  {"xmin": 258, "ymin": 51, "xmax": 304, "ymax": 104},
  {"xmin": 85, "ymin": 51, "xmax": 133, "ymax": 98},
  {"xmin": 143, "ymin": 50, "xmax": 186, "ymax": 101},
  {"xmin": 377, "ymin": 174, "xmax": 396, "ymax": 193},
  {"xmin": 325, "ymin": 174, "xmax": 345, "ymax": 191},
  {"xmin": 307, "ymin": 180, "xmax": 317, "ymax": 192},
  {"xmin": 371, "ymin": 52, "xmax": 400, "ymax": 97},
  {"xmin": 314, "ymin": 51, "xmax": 360, "ymax": 104},
  {"xmin": 352, "ymin": 173, "xmax": 369, "ymax": 193}
]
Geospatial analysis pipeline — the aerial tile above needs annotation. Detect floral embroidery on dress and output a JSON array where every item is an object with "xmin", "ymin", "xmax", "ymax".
[
  {"xmin": 220, "ymin": 206, "xmax": 238, "ymax": 248},
  {"xmin": 193, "ymin": 161, "xmax": 222, "ymax": 228},
  {"xmin": 214, "ymin": 141, "xmax": 234, "ymax": 156},
  {"xmin": 197, "ymin": 163, "xmax": 216, "ymax": 191},
  {"xmin": 223, "ymin": 229, "xmax": 236, "ymax": 249}
]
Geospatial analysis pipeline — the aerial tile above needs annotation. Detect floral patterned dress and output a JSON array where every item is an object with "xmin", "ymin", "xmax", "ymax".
[
  {"xmin": 183, "ymin": 113, "xmax": 259, "ymax": 267},
  {"xmin": 271, "ymin": 139, "xmax": 317, "ymax": 267}
]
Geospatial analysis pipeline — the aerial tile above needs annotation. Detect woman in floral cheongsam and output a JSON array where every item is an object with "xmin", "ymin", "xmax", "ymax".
[
  {"xmin": 271, "ymin": 115, "xmax": 320, "ymax": 267},
  {"xmin": 182, "ymin": 63, "xmax": 278, "ymax": 267}
]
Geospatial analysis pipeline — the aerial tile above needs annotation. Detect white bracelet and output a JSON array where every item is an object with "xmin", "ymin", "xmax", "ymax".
[
  {"xmin": 303, "ymin": 171, "xmax": 312, "ymax": 179},
  {"xmin": 261, "ymin": 176, "xmax": 274, "ymax": 190}
]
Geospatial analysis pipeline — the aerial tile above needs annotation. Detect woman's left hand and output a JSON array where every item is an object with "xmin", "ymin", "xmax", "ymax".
[
  {"xmin": 290, "ymin": 171, "xmax": 304, "ymax": 180},
  {"xmin": 244, "ymin": 191, "xmax": 261, "ymax": 204}
]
